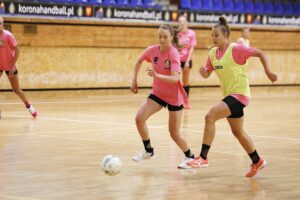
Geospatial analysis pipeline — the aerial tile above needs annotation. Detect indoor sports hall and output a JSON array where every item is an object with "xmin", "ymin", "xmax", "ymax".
[{"xmin": 0, "ymin": 0, "xmax": 299, "ymax": 199}]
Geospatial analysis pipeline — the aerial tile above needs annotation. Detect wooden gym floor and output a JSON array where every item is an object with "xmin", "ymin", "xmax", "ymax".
[{"xmin": 0, "ymin": 87, "xmax": 299, "ymax": 200}]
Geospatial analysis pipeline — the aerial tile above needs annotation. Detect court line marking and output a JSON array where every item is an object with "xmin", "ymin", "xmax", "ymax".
[
  {"xmin": 11, "ymin": 133, "xmax": 300, "ymax": 161},
  {"xmin": 212, "ymin": 150, "xmax": 300, "ymax": 161},
  {"xmin": 181, "ymin": 119, "xmax": 300, "ymax": 127},
  {"xmin": 1, "ymin": 114, "xmax": 299, "ymax": 160},
  {"xmin": 28, "ymin": 134, "xmax": 140, "ymax": 145},
  {"xmin": 0, "ymin": 98, "xmax": 142, "ymax": 105},
  {"xmin": 4, "ymin": 112, "xmax": 300, "ymax": 129},
  {"xmin": 1, "ymin": 114, "xmax": 166, "ymax": 128},
  {"xmin": 1, "ymin": 93, "xmax": 300, "ymax": 105},
  {"xmin": 191, "ymin": 94, "xmax": 300, "ymax": 99},
  {"xmin": 0, "ymin": 127, "xmax": 136, "ymax": 137},
  {"xmin": 0, "ymin": 195, "xmax": 41, "ymax": 200},
  {"xmin": 2, "ymin": 114, "xmax": 300, "ymax": 142},
  {"xmin": 27, "ymin": 133, "xmax": 300, "ymax": 162},
  {"xmin": 2, "ymin": 114, "xmax": 137, "ymax": 127},
  {"xmin": 185, "ymin": 128, "xmax": 300, "ymax": 142}
]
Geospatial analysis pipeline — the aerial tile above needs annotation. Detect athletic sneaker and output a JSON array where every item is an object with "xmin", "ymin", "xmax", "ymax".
[
  {"xmin": 132, "ymin": 151, "xmax": 154, "ymax": 162},
  {"xmin": 178, "ymin": 157, "xmax": 194, "ymax": 169},
  {"xmin": 187, "ymin": 156, "xmax": 209, "ymax": 168},
  {"xmin": 183, "ymin": 98, "xmax": 190, "ymax": 109},
  {"xmin": 28, "ymin": 105, "xmax": 37, "ymax": 118},
  {"xmin": 246, "ymin": 159, "xmax": 267, "ymax": 177}
]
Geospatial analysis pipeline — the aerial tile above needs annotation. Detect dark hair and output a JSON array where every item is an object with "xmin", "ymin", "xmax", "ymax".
[
  {"xmin": 214, "ymin": 16, "xmax": 230, "ymax": 38},
  {"xmin": 159, "ymin": 23, "xmax": 183, "ymax": 49}
]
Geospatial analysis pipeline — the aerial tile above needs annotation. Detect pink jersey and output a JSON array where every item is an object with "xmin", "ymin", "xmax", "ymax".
[
  {"xmin": 139, "ymin": 44, "xmax": 187, "ymax": 106},
  {"xmin": 0, "ymin": 30, "xmax": 18, "ymax": 71},
  {"xmin": 178, "ymin": 29, "xmax": 197, "ymax": 62},
  {"xmin": 204, "ymin": 43, "xmax": 255, "ymax": 106}
]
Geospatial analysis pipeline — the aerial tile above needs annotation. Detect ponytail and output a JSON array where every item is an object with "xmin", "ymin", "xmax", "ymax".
[
  {"xmin": 215, "ymin": 16, "xmax": 230, "ymax": 38},
  {"xmin": 173, "ymin": 29, "xmax": 184, "ymax": 50}
]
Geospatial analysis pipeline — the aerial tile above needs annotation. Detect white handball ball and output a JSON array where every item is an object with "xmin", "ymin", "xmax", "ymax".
[
  {"xmin": 101, "ymin": 155, "xmax": 122, "ymax": 176},
  {"xmin": 101, "ymin": 155, "xmax": 114, "ymax": 171}
]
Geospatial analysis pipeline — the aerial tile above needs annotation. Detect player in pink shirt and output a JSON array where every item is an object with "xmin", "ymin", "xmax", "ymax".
[
  {"xmin": 0, "ymin": 17, "xmax": 37, "ymax": 117},
  {"xmin": 237, "ymin": 27, "xmax": 250, "ymax": 47},
  {"xmin": 177, "ymin": 15, "xmax": 197, "ymax": 108},
  {"xmin": 130, "ymin": 24, "xmax": 194, "ymax": 169}
]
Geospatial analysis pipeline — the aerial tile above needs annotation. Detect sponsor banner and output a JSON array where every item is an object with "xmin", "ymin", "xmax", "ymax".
[
  {"xmin": 94, "ymin": 6, "xmax": 179, "ymax": 22},
  {"xmin": 267, "ymin": 16, "xmax": 300, "ymax": 26},
  {"xmin": 0, "ymin": 1, "xmax": 299, "ymax": 26},
  {"xmin": 186, "ymin": 12, "xmax": 240, "ymax": 24},
  {"xmin": 0, "ymin": 1, "xmax": 93, "ymax": 17},
  {"xmin": 184, "ymin": 12, "xmax": 268, "ymax": 25},
  {"xmin": 181, "ymin": 11, "xmax": 300, "ymax": 26}
]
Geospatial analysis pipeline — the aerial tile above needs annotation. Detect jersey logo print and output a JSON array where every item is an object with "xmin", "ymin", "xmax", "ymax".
[
  {"xmin": 0, "ymin": 40, "xmax": 4, "ymax": 47},
  {"xmin": 164, "ymin": 59, "xmax": 171, "ymax": 69},
  {"xmin": 153, "ymin": 57, "xmax": 159, "ymax": 64},
  {"xmin": 214, "ymin": 65, "xmax": 223, "ymax": 70}
]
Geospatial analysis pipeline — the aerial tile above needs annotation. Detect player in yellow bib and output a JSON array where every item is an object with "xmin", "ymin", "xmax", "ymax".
[{"xmin": 187, "ymin": 17, "xmax": 278, "ymax": 177}]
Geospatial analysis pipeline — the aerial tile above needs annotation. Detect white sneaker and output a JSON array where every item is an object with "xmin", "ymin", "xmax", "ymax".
[
  {"xmin": 28, "ymin": 105, "xmax": 37, "ymax": 118},
  {"xmin": 178, "ymin": 157, "xmax": 194, "ymax": 169},
  {"xmin": 132, "ymin": 151, "xmax": 154, "ymax": 162}
]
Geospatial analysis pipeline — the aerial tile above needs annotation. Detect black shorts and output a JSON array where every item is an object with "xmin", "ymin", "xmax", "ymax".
[
  {"xmin": 0, "ymin": 69, "xmax": 18, "ymax": 75},
  {"xmin": 148, "ymin": 94, "xmax": 183, "ymax": 111},
  {"xmin": 180, "ymin": 60, "xmax": 192, "ymax": 69},
  {"xmin": 222, "ymin": 95, "xmax": 246, "ymax": 118}
]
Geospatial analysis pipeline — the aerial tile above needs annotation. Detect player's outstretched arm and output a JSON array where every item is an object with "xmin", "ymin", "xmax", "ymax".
[{"xmin": 251, "ymin": 48, "xmax": 278, "ymax": 83}]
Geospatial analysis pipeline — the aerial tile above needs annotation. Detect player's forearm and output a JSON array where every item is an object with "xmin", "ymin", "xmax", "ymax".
[
  {"xmin": 11, "ymin": 46, "xmax": 20, "ymax": 68},
  {"xmin": 132, "ymin": 60, "xmax": 143, "ymax": 81},
  {"xmin": 257, "ymin": 50, "xmax": 271, "ymax": 73},
  {"xmin": 156, "ymin": 74, "xmax": 179, "ymax": 84}
]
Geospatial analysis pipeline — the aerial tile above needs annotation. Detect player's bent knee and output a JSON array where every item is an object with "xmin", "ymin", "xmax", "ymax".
[
  {"xmin": 169, "ymin": 132, "xmax": 180, "ymax": 140},
  {"xmin": 135, "ymin": 115, "xmax": 145, "ymax": 125},
  {"xmin": 205, "ymin": 112, "xmax": 216, "ymax": 123}
]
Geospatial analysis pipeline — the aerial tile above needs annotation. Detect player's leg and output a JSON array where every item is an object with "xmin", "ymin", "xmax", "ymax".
[
  {"xmin": 227, "ymin": 117, "xmax": 267, "ymax": 177},
  {"xmin": 168, "ymin": 105, "xmax": 195, "ymax": 169},
  {"xmin": 132, "ymin": 96, "xmax": 163, "ymax": 162},
  {"xmin": 7, "ymin": 71, "xmax": 37, "ymax": 117},
  {"xmin": 182, "ymin": 67, "xmax": 190, "ymax": 95},
  {"xmin": 188, "ymin": 101, "xmax": 231, "ymax": 168},
  {"xmin": 182, "ymin": 61, "xmax": 191, "ymax": 109},
  {"xmin": 0, "ymin": 71, "xmax": 2, "ymax": 119}
]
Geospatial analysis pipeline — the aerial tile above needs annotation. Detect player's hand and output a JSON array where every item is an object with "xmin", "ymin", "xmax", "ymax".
[
  {"xmin": 266, "ymin": 70, "xmax": 278, "ymax": 83},
  {"xmin": 146, "ymin": 67, "xmax": 156, "ymax": 77},
  {"xmin": 130, "ymin": 80, "xmax": 138, "ymax": 94},
  {"xmin": 199, "ymin": 66, "xmax": 207, "ymax": 77}
]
